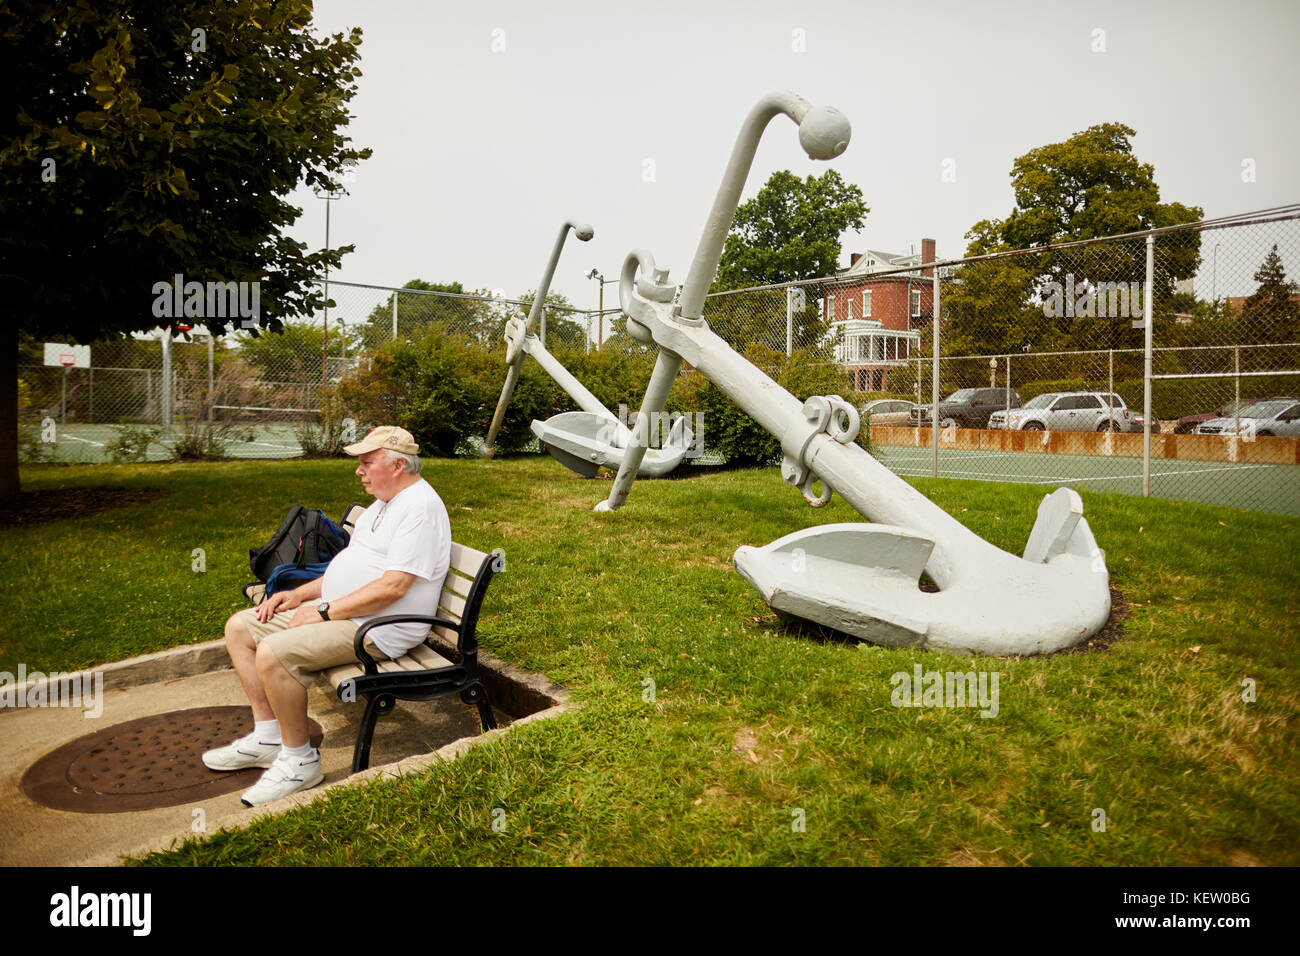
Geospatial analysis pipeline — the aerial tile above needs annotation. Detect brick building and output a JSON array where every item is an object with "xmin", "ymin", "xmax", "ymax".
[{"xmin": 825, "ymin": 238, "xmax": 935, "ymax": 390}]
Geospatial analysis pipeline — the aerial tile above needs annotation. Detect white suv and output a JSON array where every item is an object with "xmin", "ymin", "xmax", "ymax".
[{"xmin": 989, "ymin": 392, "xmax": 1130, "ymax": 432}]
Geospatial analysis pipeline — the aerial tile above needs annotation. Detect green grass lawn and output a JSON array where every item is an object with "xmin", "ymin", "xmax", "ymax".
[{"xmin": 3, "ymin": 457, "xmax": 1297, "ymax": 866}]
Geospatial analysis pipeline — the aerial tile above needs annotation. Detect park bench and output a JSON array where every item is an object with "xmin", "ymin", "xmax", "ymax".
[{"xmin": 244, "ymin": 502, "xmax": 504, "ymax": 772}]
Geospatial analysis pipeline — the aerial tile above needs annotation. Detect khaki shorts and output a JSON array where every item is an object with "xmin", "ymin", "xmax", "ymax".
[{"xmin": 237, "ymin": 608, "xmax": 389, "ymax": 688}]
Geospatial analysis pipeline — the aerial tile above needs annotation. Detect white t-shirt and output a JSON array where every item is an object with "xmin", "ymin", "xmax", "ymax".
[{"xmin": 321, "ymin": 478, "xmax": 451, "ymax": 658}]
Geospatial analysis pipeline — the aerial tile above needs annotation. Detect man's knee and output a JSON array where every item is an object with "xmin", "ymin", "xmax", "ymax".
[
  {"xmin": 254, "ymin": 640, "xmax": 284, "ymax": 677},
  {"xmin": 225, "ymin": 611, "xmax": 253, "ymax": 651}
]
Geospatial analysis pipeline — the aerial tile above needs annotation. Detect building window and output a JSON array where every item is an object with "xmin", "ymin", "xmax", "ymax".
[
  {"xmin": 862, "ymin": 289, "xmax": 872, "ymax": 317},
  {"xmin": 829, "ymin": 296, "xmax": 837, "ymax": 322},
  {"xmin": 911, "ymin": 290, "xmax": 922, "ymax": 317}
]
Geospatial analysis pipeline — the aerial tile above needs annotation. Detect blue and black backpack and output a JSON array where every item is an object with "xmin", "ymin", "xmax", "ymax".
[{"xmin": 248, "ymin": 505, "xmax": 350, "ymax": 595}]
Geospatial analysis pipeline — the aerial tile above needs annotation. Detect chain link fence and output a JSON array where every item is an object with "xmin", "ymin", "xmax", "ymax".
[
  {"xmin": 697, "ymin": 206, "xmax": 1300, "ymax": 514},
  {"xmin": 18, "ymin": 206, "xmax": 1300, "ymax": 514},
  {"xmin": 18, "ymin": 283, "xmax": 606, "ymax": 462}
]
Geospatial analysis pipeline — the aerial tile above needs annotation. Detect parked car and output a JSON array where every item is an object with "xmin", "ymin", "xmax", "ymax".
[
  {"xmin": 988, "ymin": 391, "xmax": 1130, "ymax": 432},
  {"xmin": 908, "ymin": 388, "xmax": 1021, "ymax": 429},
  {"xmin": 1195, "ymin": 398, "xmax": 1300, "ymax": 437},
  {"xmin": 1175, "ymin": 396, "xmax": 1293, "ymax": 434},
  {"xmin": 1126, "ymin": 410, "xmax": 1160, "ymax": 434},
  {"xmin": 861, "ymin": 399, "xmax": 918, "ymax": 427}
]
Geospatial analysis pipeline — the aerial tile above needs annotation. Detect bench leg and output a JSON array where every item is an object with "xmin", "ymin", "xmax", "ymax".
[
  {"xmin": 462, "ymin": 683, "xmax": 497, "ymax": 732},
  {"xmin": 352, "ymin": 694, "xmax": 394, "ymax": 773}
]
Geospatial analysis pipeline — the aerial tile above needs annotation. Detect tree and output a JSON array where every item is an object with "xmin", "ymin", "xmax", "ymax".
[
  {"xmin": 237, "ymin": 320, "xmax": 362, "ymax": 383},
  {"xmin": 358, "ymin": 280, "xmax": 506, "ymax": 351},
  {"xmin": 1239, "ymin": 244, "xmax": 1300, "ymax": 346},
  {"xmin": 1, "ymin": 1, "xmax": 370, "ymax": 497},
  {"xmin": 944, "ymin": 123, "xmax": 1202, "ymax": 358},
  {"xmin": 710, "ymin": 169, "xmax": 867, "ymax": 349},
  {"xmin": 515, "ymin": 289, "xmax": 587, "ymax": 354},
  {"xmin": 715, "ymin": 169, "xmax": 868, "ymax": 289}
]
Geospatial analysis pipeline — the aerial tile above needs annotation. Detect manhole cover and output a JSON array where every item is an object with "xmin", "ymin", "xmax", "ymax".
[{"xmin": 21, "ymin": 706, "xmax": 323, "ymax": 813}]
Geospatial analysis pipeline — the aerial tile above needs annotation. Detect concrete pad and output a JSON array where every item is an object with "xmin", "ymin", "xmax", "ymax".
[{"xmin": 0, "ymin": 653, "xmax": 566, "ymax": 866}]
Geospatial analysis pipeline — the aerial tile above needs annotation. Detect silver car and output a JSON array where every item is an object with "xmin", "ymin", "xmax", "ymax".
[
  {"xmin": 989, "ymin": 391, "xmax": 1129, "ymax": 432},
  {"xmin": 1195, "ymin": 398, "xmax": 1300, "ymax": 437}
]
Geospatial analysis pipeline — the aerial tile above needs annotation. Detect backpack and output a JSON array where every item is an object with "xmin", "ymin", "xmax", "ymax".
[
  {"xmin": 248, "ymin": 506, "xmax": 350, "ymax": 583},
  {"xmin": 264, "ymin": 560, "xmax": 335, "ymax": 597}
]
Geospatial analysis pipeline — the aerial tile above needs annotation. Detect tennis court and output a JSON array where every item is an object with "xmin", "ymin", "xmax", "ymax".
[
  {"xmin": 29, "ymin": 422, "xmax": 307, "ymax": 463},
  {"xmin": 875, "ymin": 443, "xmax": 1300, "ymax": 515},
  {"xmin": 27, "ymin": 422, "xmax": 1300, "ymax": 514}
]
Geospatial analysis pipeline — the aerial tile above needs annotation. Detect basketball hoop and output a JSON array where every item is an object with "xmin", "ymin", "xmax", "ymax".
[{"xmin": 59, "ymin": 354, "xmax": 76, "ymax": 367}]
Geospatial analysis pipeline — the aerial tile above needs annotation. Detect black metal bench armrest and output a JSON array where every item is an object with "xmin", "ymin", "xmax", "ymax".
[{"xmin": 353, "ymin": 614, "xmax": 464, "ymax": 675}]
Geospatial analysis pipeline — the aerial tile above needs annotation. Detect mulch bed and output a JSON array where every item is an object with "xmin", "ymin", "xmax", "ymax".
[{"xmin": 0, "ymin": 487, "xmax": 171, "ymax": 526}]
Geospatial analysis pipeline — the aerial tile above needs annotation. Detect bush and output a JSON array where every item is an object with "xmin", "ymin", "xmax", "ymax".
[
  {"xmin": 105, "ymin": 426, "xmax": 160, "ymax": 463},
  {"xmin": 686, "ymin": 346, "xmax": 871, "ymax": 467},
  {"xmin": 17, "ymin": 424, "xmax": 53, "ymax": 463},
  {"xmin": 295, "ymin": 390, "xmax": 355, "ymax": 458},
  {"xmin": 336, "ymin": 328, "xmax": 569, "ymax": 457}
]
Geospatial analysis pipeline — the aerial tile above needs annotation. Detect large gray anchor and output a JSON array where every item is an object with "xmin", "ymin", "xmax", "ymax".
[
  {"xmin": 595, "ymin": 91, "xmax": 1111, "ymax": 656},
  {"xmin": 484, "ymin": 221, "xmax": 693, "ymax": 476}
]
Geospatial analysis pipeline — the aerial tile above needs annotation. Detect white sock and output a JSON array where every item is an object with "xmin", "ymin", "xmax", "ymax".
[
  {"xmin": 254, "ymin": 719, "xmax": 281, "ymax": 744},
  {"xmin": 283, "ymin": 742, "xmax": 314, "ymax": 760}
]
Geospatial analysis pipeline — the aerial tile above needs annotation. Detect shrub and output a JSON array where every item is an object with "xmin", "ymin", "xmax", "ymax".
[
  {"xmin": 336, "ymin": 328, "xmax": 568, "ymax": 457},
  {"xmin": 105, "ymin": 426, "xmax": 160, "ymax": 463},
  {"xmin": 686, "ymin": 346, "xmax": 871, "ymax": 467},
  {"xmin": 17, "ymin": 424, "xmax": 53, "ymax": 463}
]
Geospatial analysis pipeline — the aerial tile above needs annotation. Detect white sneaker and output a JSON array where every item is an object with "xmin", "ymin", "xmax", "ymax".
[
  {"xmin": 240, "ymin": 750, "xmax": 324, "ymax": 806},
  {"xmin": 203, "ymin": 731, "xmax": 282, "ymax": 771}
]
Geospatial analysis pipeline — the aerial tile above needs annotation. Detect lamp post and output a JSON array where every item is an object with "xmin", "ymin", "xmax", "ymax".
[
  {"xmin": 314, "ymin": 186, "xmax": 347, "ymax": 394},
  {"xmin": 587, "ymin": 268, "xmax": 619, "ymax": 350}
]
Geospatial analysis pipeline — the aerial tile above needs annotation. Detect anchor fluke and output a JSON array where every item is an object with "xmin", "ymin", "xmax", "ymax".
[{"xmin": 734, "ymin": 523, "xmax": 936, "ymax": 647}]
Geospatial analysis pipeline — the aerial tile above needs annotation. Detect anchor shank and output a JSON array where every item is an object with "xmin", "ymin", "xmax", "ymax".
[{"xmin": 679, "ymin": 92, "xmax": 813, "ymax": 321}]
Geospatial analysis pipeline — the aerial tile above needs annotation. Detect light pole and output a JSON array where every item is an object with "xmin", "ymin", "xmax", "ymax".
[
  {"xmin": 314, "ymin": 186, "xmax": 347, "ymax": 394},
  {"xmin": 587, "ymin": 268, "xmax": 619, "ymax": 350}
]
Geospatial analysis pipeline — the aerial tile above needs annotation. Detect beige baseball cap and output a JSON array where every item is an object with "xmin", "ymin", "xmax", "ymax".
[{"xmin": 343, "ymin": 425, "xmax": 420, "ymax": 456}]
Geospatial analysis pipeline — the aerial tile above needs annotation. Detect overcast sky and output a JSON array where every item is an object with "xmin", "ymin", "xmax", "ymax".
[{"xmin": 286, "ymin": 0, "xmax": 1300, "ymax": 311}]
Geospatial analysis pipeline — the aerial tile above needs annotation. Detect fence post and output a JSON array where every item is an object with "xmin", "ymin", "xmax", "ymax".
[
  {"xmin": 1108, "ymin": 348, "xmax": 1114, "ymax": 427},
  {"xmin": 1234, "ymin": 345, "xmax": 1241, "ymax": 437},
  {"xmin": 1005, "ymin": 355, "xmax": 1011, "ymax": 418},
  {"xmin": 208, "ymin": 334, "xmax": 215, "ymax": 422},
  {"xmin": 931, "ymin": 269, "xmax": 940, "ymax": 478},
  {"xmin": 391, "ymin": 290, "xmax": 398, "ymax": 340},
  {"xmin": 161, "ymin": 331, "xmax": 172, "ymax": 438},
  {"xmin": 1142, "ymin": 234, "xmax": 1154, "ymax": 496},
  {"xmin": 786, "ymin": 287, "xmax": 793, "ymax": 357}
]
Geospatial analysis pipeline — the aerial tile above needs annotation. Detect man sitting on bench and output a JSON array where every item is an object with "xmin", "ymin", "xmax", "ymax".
[{"xmin": 204, "ymin": 425, "xmax": 451, "ymax": 806}]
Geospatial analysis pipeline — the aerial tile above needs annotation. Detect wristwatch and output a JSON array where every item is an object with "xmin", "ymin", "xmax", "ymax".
[{"xmin": 317, "ymin": 602, "xmax": 331, "ymax": 621}]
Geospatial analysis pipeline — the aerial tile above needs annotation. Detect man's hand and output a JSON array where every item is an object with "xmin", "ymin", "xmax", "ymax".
[
  {"xmin": 255, "ymin": 589, "xmax": 303, "ymax": 623},
  {"xmin": 287, "ymin": 604, "xmax": 324, "ymax": 629}
]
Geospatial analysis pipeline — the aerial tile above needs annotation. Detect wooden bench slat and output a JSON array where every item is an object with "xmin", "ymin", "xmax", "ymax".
[
  {"xmin": 449, "ymin": 542, "xmax": 489, "ymax": 576},
  {"xmin": 406, "ymin": 644, "xmax": 453, "ymax": 669},
  {"xmin": 438, "ymin": 586, "xmax": 467, "ymax": 620},
  {"xmin": 443, "ymin": 569, "xmax": 473, "ymax": 599},
  {"xmin": 325, "ymin": 663, "xmax": 362, "ymax": 687},
  {"xmin": 343, "ymin": 503, "xmax": 365, "ymax": 534},
  {"xmin": 323, "ymin": 644, "xmax": 455, "ymax": 689}
]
